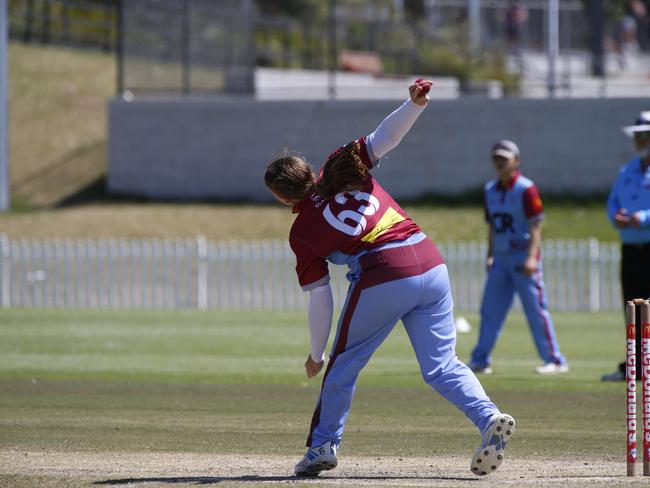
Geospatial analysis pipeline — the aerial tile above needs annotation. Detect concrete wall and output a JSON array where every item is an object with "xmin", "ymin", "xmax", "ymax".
[{"xmin": 108, "ymin": 96, "xmax": 649, "ymax": 201}]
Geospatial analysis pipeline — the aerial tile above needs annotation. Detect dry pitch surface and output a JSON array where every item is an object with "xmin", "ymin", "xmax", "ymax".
[{"xmin": 0, "ymin": 450, "xmax": 637, "ymax": 488}]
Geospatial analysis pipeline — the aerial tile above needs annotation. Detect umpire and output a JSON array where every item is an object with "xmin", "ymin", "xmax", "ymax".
[{"xmin": 602, "ymin": 111, "xmax": 650, "ymax": 382}]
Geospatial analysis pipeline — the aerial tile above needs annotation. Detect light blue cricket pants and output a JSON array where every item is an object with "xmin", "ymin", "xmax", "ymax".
[
  {"xmin": 307, "ymin": 239, "xmax": 500, "ymax": 448},
  {"xmin": 470, "ymin": 252, "xmax": 566, "ymax": 368}
]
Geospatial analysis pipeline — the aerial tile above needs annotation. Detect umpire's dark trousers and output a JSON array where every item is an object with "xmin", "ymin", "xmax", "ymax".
[{"xmin": 619, "ymin": 242, "xmax": 650, "ymax": 374}]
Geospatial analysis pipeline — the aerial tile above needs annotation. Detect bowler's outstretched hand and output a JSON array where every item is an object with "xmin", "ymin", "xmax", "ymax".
[{"xmin": 409, "ymin": 79, "xmax": 432, "ymax": 106}]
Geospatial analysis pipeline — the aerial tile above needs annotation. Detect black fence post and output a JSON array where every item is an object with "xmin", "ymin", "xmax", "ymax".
[
  {"xmin": 328, "ymin": 0, "xmax": 336, "ymax": 99},
  {"xmin": 320, "ymin": 22, "xmax": 327, "ymax": 71},
  {"xmin": 588, "ymin": 0, "xmax": 605, "ymax": 77},
  {"xmin": 101, "ymin": 0, "xmax": 111, "ymax": 52},
  {"xmin": 302, "ymin": 20, "xmax": 310, "ymax": 69},
  {"xmin": 41, "ymin": 0, "xmax": 50, "ymax": 45},
  {"xmin": 413, "ymin": 24, "xmax": 423, "ymax": 73},
  {"xmin": 367, "ymin": 20, "xmax": 375, "ymax": 52},
  {"xmin": 309, "ymin": 23, "xmax": 315, "ymax": 70},
  {"xmin": 23, "ymin": 0, "xmax": 34, "ymax": 42},
  {"xmin": 116, "ymin": 0, "xmax": 123, "ymax": 95},
  {"xmin": 282, "ymin": 21, "xmax": 291, "ymax": 68},
  {"xmin": 181, "ymin": 0, "xmax": 191, "ymax": 94}
]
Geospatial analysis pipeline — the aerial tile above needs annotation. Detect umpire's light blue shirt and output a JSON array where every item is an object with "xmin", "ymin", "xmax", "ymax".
[{"xmin": 607, "ymin": 157, "xmax": 650, "ymax": 244}]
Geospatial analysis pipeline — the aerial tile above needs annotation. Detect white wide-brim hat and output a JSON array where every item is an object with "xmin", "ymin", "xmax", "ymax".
[{"xmin": 623, "ymin": 111, "xmax": 650, "ymax": 137}]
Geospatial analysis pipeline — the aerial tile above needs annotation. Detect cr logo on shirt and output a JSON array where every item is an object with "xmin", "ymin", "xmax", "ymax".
[{"xmin": 491, "ymin": 212, "xmax": 515, "ymax": 234}]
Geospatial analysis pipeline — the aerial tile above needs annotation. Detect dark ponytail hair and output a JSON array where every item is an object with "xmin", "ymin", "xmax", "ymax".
[
  {"xmin": 315, "ymin": 141, "xmax": 370, "ymax": 199},
  {"xmin": 264, "ymin": 141, "xmax": 369, "ymax": 202},
  {"xmin": 264, "ymin": 155, "xmax": 316, "ymax": 202}
]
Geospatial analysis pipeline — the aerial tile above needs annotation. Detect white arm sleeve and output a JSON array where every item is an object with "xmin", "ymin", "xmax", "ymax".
[
  {"xmin": 307, "ymin": 284, "xmax": 334, "ymax": 362},
  {"xmin": 366, "ymin": 98, "xmax": 426, "ymax": 161}
]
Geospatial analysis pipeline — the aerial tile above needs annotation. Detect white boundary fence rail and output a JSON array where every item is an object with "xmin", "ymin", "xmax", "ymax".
[{"xmin": 0, "ymin": 234, "xmax": 621, "ymax": 312}]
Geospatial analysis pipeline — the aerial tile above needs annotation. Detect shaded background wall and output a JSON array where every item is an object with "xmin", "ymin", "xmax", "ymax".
[{"xmin": 108, "ymin": 97, "xmax": 645, "ymax": 201}]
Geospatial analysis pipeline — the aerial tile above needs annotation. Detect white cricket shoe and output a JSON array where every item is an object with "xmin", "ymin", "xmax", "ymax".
[
  {"xmin": 535, "ymin": 362, "xmax": 569, "ymax": 375},
  {"xmin": 470, "ymin": 413, "xmax": 515, "ymax": 477},
  {"xmin": 294, "ymin": 441, "xmax": 338, "ymax": 477}
]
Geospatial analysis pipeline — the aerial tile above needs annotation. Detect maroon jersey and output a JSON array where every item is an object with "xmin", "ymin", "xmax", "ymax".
[{"xmin": 290, "ymin": 138, "xmax": 421, "ymax": 289}]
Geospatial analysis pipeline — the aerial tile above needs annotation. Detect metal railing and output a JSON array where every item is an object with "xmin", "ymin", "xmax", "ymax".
[
  {"xmin": 0, "ymin": 235, "xmax": 621, "ymax": 312},
  {"xmin": 9, "ymin": 0, "xmax": 118, "ymax": 51},
  {"xmin": 11, "ymin": 1, "xmax": 645, "ymax": 99}
]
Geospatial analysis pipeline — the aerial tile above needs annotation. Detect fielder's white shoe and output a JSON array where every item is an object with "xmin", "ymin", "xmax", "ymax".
[
  {"xmin": 470, "ymin": 413, "xmax": 515, "ymax": 476},
  {"xmin": 294, "ymin": 441, "xmax": 338, "ymax": 477},
  {"xmin": 535, "ymin": 362, "xmax": 569, "ymax": 375}
]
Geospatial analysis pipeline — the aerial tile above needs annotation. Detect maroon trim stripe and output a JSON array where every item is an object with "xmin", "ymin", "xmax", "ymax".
[
  {"xmin": 534, "ymin": 272, "xmax": 560, "ymax": 364},
  {"xmin": 306, "ymin": 284, "xmax": 362, "ymax": 446}
]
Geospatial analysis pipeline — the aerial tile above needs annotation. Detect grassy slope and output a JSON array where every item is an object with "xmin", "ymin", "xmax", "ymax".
[
  {"xmin": 8, "ymin": 43, "xmax": 114, "ymax": 207},
  {"xmin": 0, "ymin": 309, "xmax": 624, "ymax": 464}
]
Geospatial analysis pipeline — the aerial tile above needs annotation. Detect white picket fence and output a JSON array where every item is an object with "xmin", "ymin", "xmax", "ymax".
[{"xmin": 0, "ymin": 234, "xmax": 621, "ymax": 312}]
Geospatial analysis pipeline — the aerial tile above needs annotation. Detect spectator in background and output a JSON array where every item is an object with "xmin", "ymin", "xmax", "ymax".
[
  {"xmin": 602, "ymin": 111, "xmax": 650, "ymax": 382},
  {"xmin": 611, "ymin": 17, "xmax": 636, "ymax": 69},
  {"xmin": 505, "ymin": 0, "xmax": 528, "ymax": 45},
  {"xmin": 628, "ymin": 0, "xmax": 650, "ymax": 51},
  {"xmin": 501, "ymin": 1, "xmax": 528, "ymax": 73},
  {"xmin": 611, "ymin": 0, "xmax": 649, "ymax": 69}
]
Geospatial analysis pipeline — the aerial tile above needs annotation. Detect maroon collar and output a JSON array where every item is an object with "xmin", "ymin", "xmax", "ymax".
[
  {"xmin": 292, "ymin": 200, "xmax": 306, "ymax": 214},
  {"xmin": 496, "ymin": 170, "xmax": 521, "ymax": 191}
]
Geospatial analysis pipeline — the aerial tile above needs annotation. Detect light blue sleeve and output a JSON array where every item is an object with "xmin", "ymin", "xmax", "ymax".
[
  {"xmin": 606, "ymin": 168, "xmax": 624, "ymax": 227},
  {"xmin": 637, "ymin": 210, "xmax": 650, "ymax": 227}
]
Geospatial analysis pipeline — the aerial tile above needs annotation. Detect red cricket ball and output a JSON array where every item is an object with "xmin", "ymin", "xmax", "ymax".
[{"xmin": 415, "ymin": 78, "xmax": 432, "ymax": 95}]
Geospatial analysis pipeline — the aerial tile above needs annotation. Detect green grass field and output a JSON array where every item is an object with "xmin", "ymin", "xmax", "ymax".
[{"xmin": 0, "ymin": 308, "xmax": 631, "ymax": 487}]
